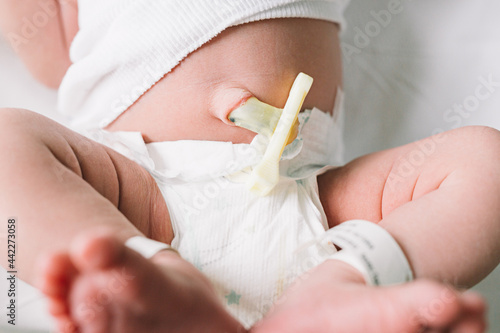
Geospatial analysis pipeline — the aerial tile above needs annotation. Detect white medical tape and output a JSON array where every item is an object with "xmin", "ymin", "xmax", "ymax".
[
  {"xmin": 125, "ymin": 236, "xmax": 175, "ymax": 259},
  {"xmin": 325, "ymin": 220, "xmax": 414, "ymax": 286}
]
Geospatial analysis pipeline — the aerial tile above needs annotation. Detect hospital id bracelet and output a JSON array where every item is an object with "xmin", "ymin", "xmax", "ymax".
[
  {"xmin": 125, "ymin": 236, "xmax": 177, "ymax": 259},
  {"xmin": 326, "ymin": 220, "xmax": 414, "ymax": 286}
]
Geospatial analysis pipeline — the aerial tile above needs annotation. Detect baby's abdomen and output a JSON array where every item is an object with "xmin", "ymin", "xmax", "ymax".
[{"xmin": 105, "ymin": 18, "xmax": 342, "ymax": 144}]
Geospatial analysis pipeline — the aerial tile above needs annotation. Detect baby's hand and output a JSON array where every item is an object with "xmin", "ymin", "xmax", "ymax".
[{"xmin": 251, "ymin": 260, "xmax": 486, "ymax": 333}]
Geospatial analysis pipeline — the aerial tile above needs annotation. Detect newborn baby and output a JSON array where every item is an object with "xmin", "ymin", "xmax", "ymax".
[{"xmin": 1, "ymin": 1, "xmax": 499, "ymax": 332}]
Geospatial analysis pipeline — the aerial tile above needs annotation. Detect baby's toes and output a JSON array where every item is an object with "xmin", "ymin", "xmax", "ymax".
[
  {"xmin": 69, "ymin": 274, "xmax": 113, "ymax": 333},
  {"xmin": 461, "ymin": 291, "xmax": 487, "ymax": 315},
  {"xmin": 408, "ymin": 281, "xmax": 461, "ymax": 327},
  {"xmin": 37, "ymin": 252, "xmax": 78, "ymax": 299},
  {"xmin": 450, "ymin": 292, "xmax": 488, "ymax": 333},
  {"xmin": 56, "ymin": 316, "xmax": 78, "ymax": 333},
  {"xmin": 36, "ymin": 252, "xmax": 79, "ymax": 332},
  {"xmin": 70, "ymin": 229, "xmax": 126, "ymax": 272}
]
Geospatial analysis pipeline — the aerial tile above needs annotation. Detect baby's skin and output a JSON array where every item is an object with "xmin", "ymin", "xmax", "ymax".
[{"xmin": 1, "ymin": 6, "xmax": 499, "ymax": 332}]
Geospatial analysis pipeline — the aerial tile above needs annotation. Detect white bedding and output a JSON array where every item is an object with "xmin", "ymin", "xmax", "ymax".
[
  {"xmin": 343, "ymin": 0, "xmax": 500, "ymax": 161},
  {"xmin": 1, "ymin": 0, "xmax": 499, "ymax": 331}
]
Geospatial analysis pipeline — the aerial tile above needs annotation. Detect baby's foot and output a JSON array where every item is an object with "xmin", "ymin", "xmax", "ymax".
[
  {"xmin": 37, "ymin": 230, "xmax": 245, "ymax": 333},
  {"xmin": 252, "ymin": 260, "xmax": 487, "ymax": 333}
]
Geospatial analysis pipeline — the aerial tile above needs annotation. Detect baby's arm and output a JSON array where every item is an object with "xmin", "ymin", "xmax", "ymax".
[{"xmin": 0, "ymin": 0, "xmax": 78, "ymax": 88}]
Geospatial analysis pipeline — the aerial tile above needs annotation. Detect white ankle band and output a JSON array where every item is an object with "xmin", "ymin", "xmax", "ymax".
[
  {"xmin": 125, "ymin": 236, "xmax": 174, "ymax": 259},
  {"xmin": 326, "ymin": 220, "xmax": 414, "ymax": 286}
]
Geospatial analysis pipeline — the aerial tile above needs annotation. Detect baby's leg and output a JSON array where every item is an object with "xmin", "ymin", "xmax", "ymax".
[
  {"xmin": 0, "ymin": 108, "xmax": 169, "ymax": 280},
  {"xmin": 0, "ymin": 109, "xmax": 243, "ymax": 332}
]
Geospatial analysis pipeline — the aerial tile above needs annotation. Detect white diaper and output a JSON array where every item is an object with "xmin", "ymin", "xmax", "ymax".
[{"xmin": 84, "ymin": 95, "xmax": 344, "ymax": 328}]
